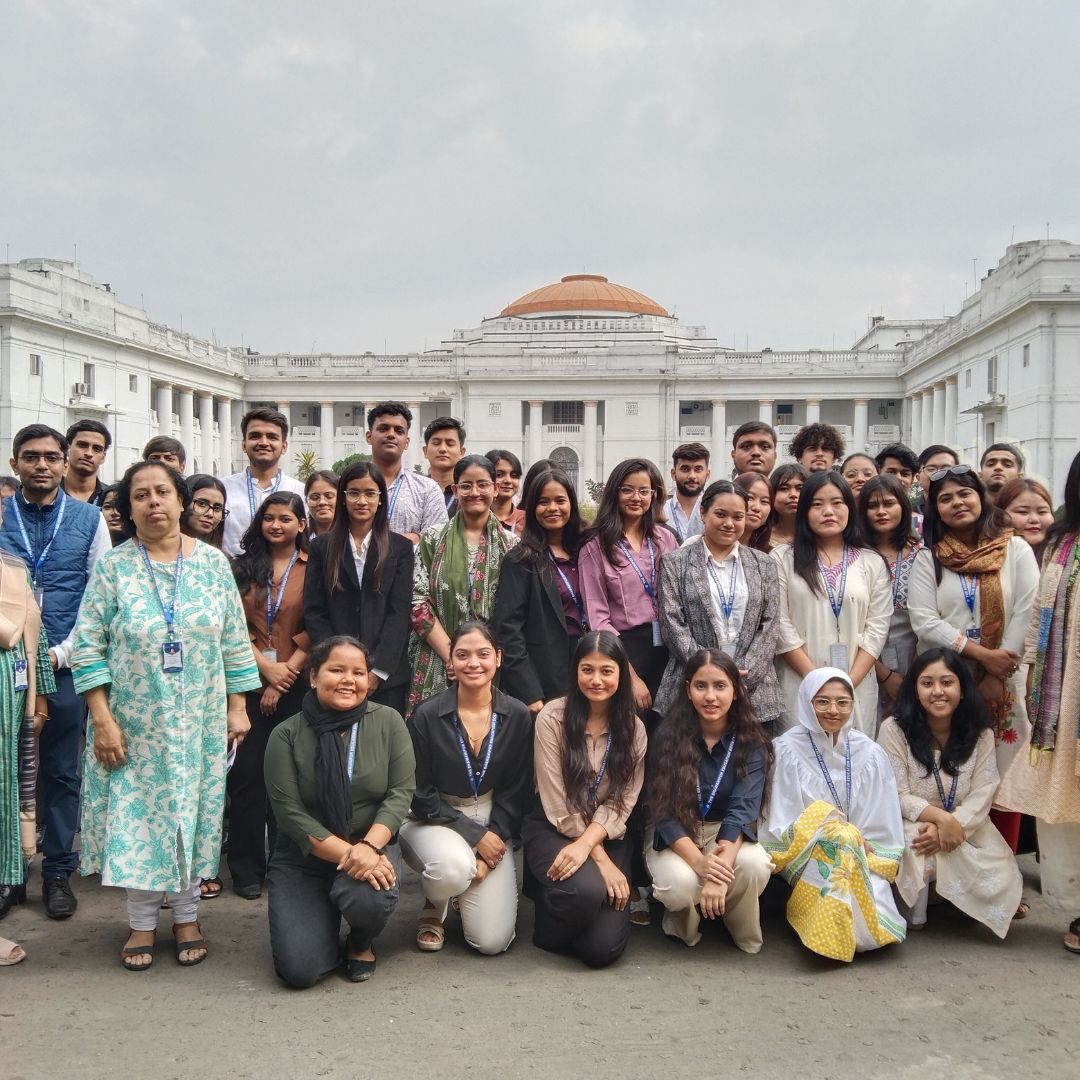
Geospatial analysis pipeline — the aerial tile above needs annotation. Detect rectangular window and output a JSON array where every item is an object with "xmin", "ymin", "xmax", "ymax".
[
  {"xmin": 82, "ymin": 298, "xmax": 90, "ymax": 312},
  {"xmin": 1022, "ymin": 343, "xmax": 1030, "ymax": 368},
  {"xmin": 30, "ymin": 353, "xmax": 41, "ymax": 376},
  {"xmin": 552, "ymin": 401, "xmax": 584, "ymax": 425},
  {"xmin": 777, "ymin": 403, "xmax": 794, "ymax": 421},
  {"xmin": 987, "ymin": 355, "xmax": 998, "ymax": 395},
  {"xmin": 128, "ymin": 373, "xmax": 138, "ymax": 392},
  {"xmin": 965, "ymin": 368, "xmax": 971, "ymax": 388},
  {"xmin": 82, "ymin": 362, "xmax": 96, "ymax": 397}
]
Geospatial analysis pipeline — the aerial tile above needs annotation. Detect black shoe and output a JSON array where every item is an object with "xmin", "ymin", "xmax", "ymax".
[
  {"xmin": 43, "ymin": 877, "xmax": 77, "ymax": 920},
  {"xmin": 233, "ymin": 882, "xmax": 262, "ymax": 900},
  {"xmin": 0, "ymin": 883, "xmax": 26, "ymax": 921},
  {"xmin": 345, "ymin": 952, "xmax": 376, "ymax": 982}
]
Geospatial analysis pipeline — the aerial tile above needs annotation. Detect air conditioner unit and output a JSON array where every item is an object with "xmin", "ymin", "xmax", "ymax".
[{"xmin": 72, "ymin": 382, "xmax": 88, "ymax": 396}]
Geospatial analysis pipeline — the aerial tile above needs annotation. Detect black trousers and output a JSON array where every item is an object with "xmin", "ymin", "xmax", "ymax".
[
  {"xmin": 226, "ymin": 684, "xmax": 305, "ymax": 887},
  {"xmin": 521, "ymin": 809, "xmax": 632, "ymax": 969}
]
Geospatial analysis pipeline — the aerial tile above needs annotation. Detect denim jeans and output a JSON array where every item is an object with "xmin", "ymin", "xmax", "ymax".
[{"xmin": 40, "ymin": 669, "xmax": 84, "ymax": 880}]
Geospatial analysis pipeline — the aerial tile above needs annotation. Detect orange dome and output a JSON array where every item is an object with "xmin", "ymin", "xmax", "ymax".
[{"xmin": 500, "ymin": 274, "xmax": 669, "ymax": 318}]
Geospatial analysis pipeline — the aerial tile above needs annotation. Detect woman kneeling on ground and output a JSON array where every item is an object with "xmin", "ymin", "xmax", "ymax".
[
  {"xmin": 264, "ymin": 636, "xmax": 415, "ymax": 987},
  {"xmin": 645, "ymin": 649, "xmax": 773, "ymax": 950}
]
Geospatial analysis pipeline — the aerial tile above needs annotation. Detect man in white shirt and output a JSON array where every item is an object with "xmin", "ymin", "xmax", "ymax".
[
  {"xmin": 220, "ymin": 408, "xmax": 306, "ymax": 556},
  {"xmin": 663, "ymin": 442, "xmax": 710, "ymax": 543},
  {"xmin": 366, "ymin": 402, "xmax": 447, "ymax": 542}
]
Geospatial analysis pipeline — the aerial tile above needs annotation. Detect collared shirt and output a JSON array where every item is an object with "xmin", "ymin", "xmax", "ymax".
[
  {"xmin": 578, "ymin": 528, "xmax": 680, "ymax": 633},
  {"xmin": 240, "ymin": 550, "xmax": 311, "ymax": 668},
  {"xmin": 348, "ymin": 531, "xmax": 372, "ymax": 589},
  {"xmin": 652, "ymin": 731, "xmax": 766, "ymax": 849},
  {"xmin": 663, "ymin": 495, "xmax": 704, "ymax": 543},
  {"xmin": 384, "ymin": 469, "xmax": 448, "ymax": 538},
  {"xmin": 219, "ymin": 469, "xmax": 307, "ymax": 556},
  {"xmin": 705, "ymin": 543, "xmax": 748, "ymax": 645}
]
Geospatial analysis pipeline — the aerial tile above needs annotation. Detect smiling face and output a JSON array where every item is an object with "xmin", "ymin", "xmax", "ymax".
[
  {"xmin": 261, "ymin": 501, "xmax": 305, "ymax": 548},
  {"xmin": 492, "ymin": 458, "xmax": 521, "ymax": 503},
  {"xmin": 1004, "ymin": 491, "xmax": 1054, "ymax": 548},
  {"xmin": 702, "ymin": 492, "xmax": 745, "ymax": 552},
  {"xmin": 672, "ymin": 458, "xmax": 710, "ymax": 499},
  {"xmin": 306, "ymin": 478, "xmax": 337, "ymax": 530},
  {"xmin": 686, "ymin": 662, "xmax": 735, "ymax": 728},
  {"xmin": 807, "ymin": 482, "xmax": 849, "ymax": 540},
  {"xmin": 916, "ymin": 659, "xmax": 962, "ymax": 725},
  {"xmin": 448, "ymin": 629, "xmax": 501, "ymax": 690},
  {"xmin": 535, "ymin": 479, "xmax": 572, "ymax": 535},
  {"xmin": 733, "ymin": 433, "xmax": 776, "ymax": 475},
  {"xmin": 343, "ymin": 475, "xmax": 382, "ymax": 530},
  {"xmin": 128, "ymin": 465, "xmax": 184, "ymax": 540},
  {"xmin": 841, "ymin": 456, "xmax": 877, "ymax": 499},
  {"xmin": 243, "ymin": 421, "xmax": 287, "ymax": 470},
  {"xmin": 810, "ymin": 679, "xmax": 854, "ymax": 737},
  {"xmin": 935, "ymin": 478, "xmax": 982, "ymax": 535},
  {"xmin": 311, "ymin": 643, "xmax": 369, "ymax": 711},
  {"xmin": 187, "ymin": 486, "xmax": 226, "ymax": 538},
  {"xmin": 577, "ymin": 651, "xmax": 621, "ymax": 706},
  {"xmin": 452, "ymin": 463, "xmax": 495, "ymax": 517},
  {"xmin": 865, "ymin": 489, "xmax": 903, "ymax": 539},
  {"xmin": 742, "ymin": 479, "xmax": 771, "ymax": 533},
  {"xmin": 616, "ymin": 469, "xmax": 654, "ymax": 525}
]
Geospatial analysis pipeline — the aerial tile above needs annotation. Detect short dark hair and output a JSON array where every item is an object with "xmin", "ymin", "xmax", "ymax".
[
  {"xmin": 917, "ymin": 444, "xmax": 958, "ymax": 469},
  {"xmin": 12, "ymin": 425, "xmax": 67, "ymax": 459},
  {"xmin": 484, "ymin": 449, "xmax": 522, "ymax": 477},
  {"xmin": 366, "ymin": 401, "xmax": 413, "ymax": 429},
  {"xmin": 874, "ymin": 443, "xmax": 918, "ymax": 474},
  {"xmin": 241, "ymin": 407, "xmax": 289, "ymax": 439},
  {"xmin": 672, "ymin": 442, "xmax": 710, "ymax": 465},
  {"xmin": 423, "ymin": 416, "xmax": 466, "ymax": 446},
  {"xmin": 981, "ymin": 441, "xmax": 1024, "ymax": 471},
  {"xmin": 732, "ymin": 421, "xmax": 776, "ymax": 448},
  {"xmin": 65, "ymin": 419, "xmax": 112, "ymax": 450},
  {"xmin": 142, "ymin": 436, "xmax": 187, "ymax": 468},
  {"xmin": 114, "ymin": 460, "xmax": 190, "ymax": 532},
  {"xmin": 789, "ymin": 422, "xmax": 845, "ymax": 461}
]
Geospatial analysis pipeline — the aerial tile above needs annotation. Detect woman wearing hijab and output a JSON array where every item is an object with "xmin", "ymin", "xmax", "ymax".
[{"xmin": 762, "ymin": 667, "xmax": 907, "ymax": 961}]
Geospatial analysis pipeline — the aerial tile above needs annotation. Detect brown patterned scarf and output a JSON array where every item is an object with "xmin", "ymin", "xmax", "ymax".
[{"xmin": 933, "ymin": 531, "xmax": 1012, "ymax": 650}]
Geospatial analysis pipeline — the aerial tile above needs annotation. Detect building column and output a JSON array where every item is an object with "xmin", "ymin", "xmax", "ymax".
[
  {"xmin": 217, "ymin": 398, "xmax": 234, "ymax": 473},
  {"xmin": 582, "ymin": 400, "xmax": 598, "ymax": 487},
  {"xmin": 805, "ymin": 398, "xmax": 821, "ymax": 425},
  {"xmin": 406, "ymin": 401, "xmax": 422, "ymax": 471},
  {"xmin": 198, "ymin": 393, "xmax": 215, "ymax": 474},
  {"xmin": 932, "ymin": 381, "xmax": 947, "ymax": 444},
  {"xmin": 320, "ymin": 402, "xmax": 335, "ymax": 469},
  {"xmin": 277, "ymin": 401, "xmax": 292, "ymax": 436},
  {"xmin": 909, "ymin": 391, "xmax": 922, "ymax": 450},
  {"xmin": 177, "ymin": 388, "xmax": 195, "ymax": 462},
  {"xmin": 920, "ymin": 388, "xmax": 934, "ymax": 450},
  {"xmin": 710, "ymin": 399, "xmax": 727, "ymax": 470},
  {"xmin": 944, "ymin": 375, "xmax": 959, "ymax": 447},
  {"xmin": 155, "ymin": 384, "xmax": 173, "ymax": 437},
  {"xmin": 758, "ymin": 399, "xmax": 773, "ymax": 425},
  {"xmin": 528, "ymin": 400, "xmax": 544, "ymax": 465},
  {"xmin": 853, "ymin": 398, "xmax": 869, "ymax": 453}
]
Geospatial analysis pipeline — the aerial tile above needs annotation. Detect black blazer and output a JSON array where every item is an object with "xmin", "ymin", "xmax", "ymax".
[
  {"xmin": 491, "ymin": 553, "xmax": 574, "ymax": 706},
  {"xmin": 304, "ymin": 531, "xmax": 415, "ymax": 689}
]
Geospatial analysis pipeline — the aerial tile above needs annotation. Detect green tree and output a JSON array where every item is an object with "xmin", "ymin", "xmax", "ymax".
[
  {"xmin": 331, "ymin": 452, "xmax": 371, "ymax": 473},
  {"xmin": 294, "ymin": 449, "xmax": 319, "ymax": 481}
]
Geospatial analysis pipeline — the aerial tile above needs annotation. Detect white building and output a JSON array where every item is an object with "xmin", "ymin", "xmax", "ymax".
[{"xmin": 2, "ymin": 243, "xmax": 1078, "ymax": 493}]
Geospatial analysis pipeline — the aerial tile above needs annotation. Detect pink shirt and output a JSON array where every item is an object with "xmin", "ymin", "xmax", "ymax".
[{"xmin": 578, "ymin": 528, "xmax": 679, "ymax": 634}]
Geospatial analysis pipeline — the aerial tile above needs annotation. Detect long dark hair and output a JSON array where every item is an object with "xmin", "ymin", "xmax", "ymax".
[
  {"xmin": 922, "ymin": 466, "xmax": 1007, "ymax": 583},
  {"xmin": 647, "ymin": 650, "xmax": 773, "ymax": 837},
  {"xmin": 322, "ymin": 462, "xmax": 391, "ymax": 594},
  {"xmin": 181, "ymin": 474, "xmax": 227, "ymax": 549},
  {"xmin": 559, "ymin": 631, "xmax": 640, "ymax": 817},
  {"xmin": 792, "ymin": 470, "xmax": 866, "ymax": 596},
  {"xmin": 858, "ymin": 473, "xmax": 914, "ymax": 552},
  {"xmin": 510, "ymin": 467, "xmax": 583, "ymax": 570},
  {"xmin": 735, "ymin": 470, "xmax": 772, "ymax": 551},
  {"xmin": 1045, "ymin": 448, "xmax": 1080, "ymax": 553},
  {"xmin": 585, "ymin": 458, "xmax": 668, "ymax": 565},
  {"xmin": 233, "ymin": 492, "xmax": 308, "ymax": 595},
  {"xmin": 892, "ymin": 648, "xmax": 991, "ymax": 777}
]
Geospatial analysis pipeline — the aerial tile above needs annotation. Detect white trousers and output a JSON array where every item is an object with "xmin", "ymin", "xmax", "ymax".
[
  {"xmin": 399, "ymin": 794, "xmax": 518, "ymax": 955},
  {"xmin": 646, "ymin": 827, "xmax": 771, "ymax": 951},
  {"xmin": 126, "ymin": 881, "xmax": 201, "ymax": 931},
  {"xmin": 1037, "ymin": 820, "xmax": 1080, "ymax": 912}
]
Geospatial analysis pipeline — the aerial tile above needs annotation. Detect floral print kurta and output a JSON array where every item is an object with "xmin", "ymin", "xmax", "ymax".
[{"xmin": 71, "ymin": 541, "xmax": 261, "ymax": 891}]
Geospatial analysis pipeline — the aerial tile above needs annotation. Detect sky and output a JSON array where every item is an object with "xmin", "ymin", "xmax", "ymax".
[{"xmin": 3, "ymin": 1, "xmax": 1077, "ymax": 354}]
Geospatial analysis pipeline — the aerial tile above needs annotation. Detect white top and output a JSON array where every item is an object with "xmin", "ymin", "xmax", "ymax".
[
  {"xmin": 705, "ymin": 543, "xmax": 747, "ymax": 646},
  {"xmin": 384, "ymin": 468, "xmax": 448, "ymax": 538},
  {"xmin": 663, "ymin": 494, "xmax": 703, "ymax": 543},
  {"xmin": 349, "ymin": 531, "xmax": 372, "ymax": 587},
  {"xmin": 219, "ymin": 468, "xmax": 307, "ymax": 556}
]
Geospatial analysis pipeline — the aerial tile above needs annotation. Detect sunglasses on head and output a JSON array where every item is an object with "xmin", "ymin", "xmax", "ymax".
[{"xmin": 929, "ymin": 465, "xmax": 975, "ymax": 483}]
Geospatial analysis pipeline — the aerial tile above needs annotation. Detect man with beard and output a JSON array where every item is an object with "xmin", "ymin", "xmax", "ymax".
[
  {"xmin": 731, "ymin": 422, "xmax": 777, "ymax": 478},
  {"xmin": 62, "ymin": 420, "xmax": 111, "ymax": 506},
  {"xmin": 980, "ymin": 442, "xmax": 1024, "ymax": 499},
  {"xmin": 662, "ymin": 442, "xmax": 710, "ymax": 542}
]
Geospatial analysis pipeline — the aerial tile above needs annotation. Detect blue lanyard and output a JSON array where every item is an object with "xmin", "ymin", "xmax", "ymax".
[
  {"xmin": 548, "ymin": 552, "xmax": 587, "ymax": 630},
  {"xmin": 697, "ymin": 735, "xmax": 736, "ymax": 819},
  {"xmin": 346, "ymin": 721, "xmax": 359, "ymax": 782},
  {"xmin": 138, "ymin": 540, "xmax": 184, "ymax": 638},
  {"xmin": 619, "ymin": 538, "xmax": 656, "ymax": 599},
  {"xmin": 807, "ymin": 731, "xmax": 852, "ymax": 818},
  {"xmin": 453, "ymin": 713, "xmax": 499, "ymax": 798},
  {"xmin": 932, "ymin": 760, "xmax": 959, "ymax": 812},
  {"xmin": 706, "ymin": 554, "xmax": 739, "ymax": 622},
  {"xmin": 9, "ymin": 492, "xmax": 67, "ymax": 587},
  {"xmin": 959, "ymin": 574, "xmax": 978, "ymax": 619},
  {"xmin": 246, "ymin": 468, "xmax": 282, "ymax": 519},
  {"xmin": 816, "ymin": 546, "xmax": 849, "ymax": 631},
  {"xmin": 266, "ymin": 550, "xmax": 300, "ymax": 639},
  {"xmin": 387, "ymin": 473, "xmax": 405, "ymax": 523},
  {"xmin": 587, "ymin": 731, "xmax": 613, "ymax": 808}
]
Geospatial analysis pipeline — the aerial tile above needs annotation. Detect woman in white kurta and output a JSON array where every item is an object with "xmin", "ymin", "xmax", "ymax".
[
  {"xmin": 772, "ymin": 471, "xmax": 892, "ymax": 735},
  {"xmin": 762, "ymin": 668, "xmax": 906, "ymax": 961},
  {"xmin": 906, "ymin": 466, "xmax": 1039, "ymax": 777},
  {"xmin": 878, "ymin": 649, "xmax": 1021, "ymax": 938}
]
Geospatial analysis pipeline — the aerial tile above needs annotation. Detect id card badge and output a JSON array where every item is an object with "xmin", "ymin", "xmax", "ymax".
[
  {"xmin": 720, "ymin": 642, "xmax": 737, "ymax": 658},
  {"xmin": 13, "ymin": 658, "xmax": 28, "ymax": 692},
  {"xmin": 965, "ymin": 627, "xmax": 981, "ymax": 641},
  {"xmin": 34, "ymin": 587, "xmax": 45, "ymax": 613},
  {"xmin": 828, "ymin": 643, "xmax": 849, "ymax": 671},
  {"xmin": 881, "ymin": 645, "xmax": 900, "ymax": 671},
  {"xmin": 162, "ymin": 639, "xmax": 184, "ymax": 673},
  {"xmin": 263, "ymin": 648, "xmax": 278, "ymax": 663},
  {"xmin": 651, "ymin": 620, "xmax": 664, "ymax": 648}
]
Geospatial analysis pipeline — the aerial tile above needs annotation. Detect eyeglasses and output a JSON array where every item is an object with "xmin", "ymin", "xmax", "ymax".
[
  {"xmin": 344, "ymin": 489, "xmax": 381, "ymax": 503},
  {"xmin": 617, "ymin": 486, "xmax": 654, "ymax": 498},
  {"xmin": 191, "ymin": 498, "xmax": 228, "ymax": 518},
  {"xmin": 811, "ymin": 696, "xmax": 854, "ymax": 713},
  {"xmin": 307, "ymin": 493, "xmax": 336, "ymax": 504},
  {"xmin": 18, "ymin": 452, "xmax": 64, "ymax": 465},
  {"xmin": 929, "ymin": 465, "xmax": 972, "ymax": 483},
  {"xmin": 455, "ymin": 481, "xmax": 494, "ymax": 494}
]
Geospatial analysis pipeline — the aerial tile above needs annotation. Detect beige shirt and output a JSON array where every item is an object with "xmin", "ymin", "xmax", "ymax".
[{"xmin": 533, "ymin": 697, "xmax": 647, "ymax": 840}]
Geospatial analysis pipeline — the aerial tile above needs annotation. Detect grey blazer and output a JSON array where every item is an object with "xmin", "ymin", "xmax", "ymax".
[{"xmin": 654, "ymin": 541, "xmax": 783, "ymax": 725}]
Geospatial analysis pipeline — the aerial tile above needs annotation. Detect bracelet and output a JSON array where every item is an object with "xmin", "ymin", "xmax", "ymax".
[
  {"xmin": 876, "ymin": 669, "xmax": 893, "ymax": 685},
  {"xmin": 357, "ymin": 838, "xmax": 386, "ymax": 856},
  {"xmin": 32, "ymin": 711, "xmax": 49, "ymax": 721}
]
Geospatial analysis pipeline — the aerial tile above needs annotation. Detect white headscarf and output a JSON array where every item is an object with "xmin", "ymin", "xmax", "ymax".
[{"xmin": 796, "ymin": 667, "xmax": 856, "ymax": 739}]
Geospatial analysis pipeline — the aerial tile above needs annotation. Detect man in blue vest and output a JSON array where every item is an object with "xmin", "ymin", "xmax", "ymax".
[{"xmin": 1, "ymin": 425, "xmax": 110, "ymax": 918}]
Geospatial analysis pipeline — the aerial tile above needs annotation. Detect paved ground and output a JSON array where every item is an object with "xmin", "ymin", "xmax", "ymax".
[{"xmin": 3, "ymin": 854, "xmax": 1076, "ymax": 1080}]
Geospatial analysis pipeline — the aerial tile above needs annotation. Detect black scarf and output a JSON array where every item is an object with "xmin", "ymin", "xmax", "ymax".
[{"xmin": 302, "ymin": 690, "xmax": 368, "ymax": 841}]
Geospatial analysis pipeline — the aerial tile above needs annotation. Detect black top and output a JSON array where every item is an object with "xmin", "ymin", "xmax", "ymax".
[
  {"xmin": 407, "ymin": 686, "xmax": 534, "ymax": 847},
  {"xmin": 652, "ymin": 732, "xmax": 766, "ymax": 849}
]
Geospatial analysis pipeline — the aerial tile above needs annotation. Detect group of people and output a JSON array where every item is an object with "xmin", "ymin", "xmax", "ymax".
[{"xmin": 0, "ymin": 404, "xmax": 1076, "ymax": 984}]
